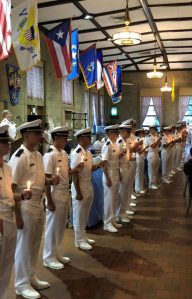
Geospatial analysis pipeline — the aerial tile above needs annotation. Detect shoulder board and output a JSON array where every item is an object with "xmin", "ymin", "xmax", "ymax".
[
  {"xmin": 3, "ymin": 160, "xmax": 7, "ymax": 163},
  {"xmin": 106, "ymin": 141, "xmax": 110, "ymax": 145},
  {"xmin": 15, "ymin": 149, "xmax": 24, "ymax": 157},
  {"xmin": 47, "ymin": 148, "xmax": 53, "ymax": 153},
  {"xmin": 118, "ymin": 139, "xmax": 123, "ymax": 144},
  {"xmin": 76, "ymin": 148, "xmax": 82, "ymax": 153},
  {"xmin": 149, "ymin": 134, "xmax": 151, "ymax": 137}
]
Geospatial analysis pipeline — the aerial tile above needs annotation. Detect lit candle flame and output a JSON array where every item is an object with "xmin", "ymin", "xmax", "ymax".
[
  {"xmin": 27, "ymin": 181, "xmax": 31, "ymax": 190},
  {"xmin": 56, "ymin": 167, "xmax": 60, "ymax": 175}
]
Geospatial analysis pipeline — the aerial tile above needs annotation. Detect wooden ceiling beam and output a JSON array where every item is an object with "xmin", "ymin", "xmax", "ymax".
[{"xmin": 139, "ymin": 0, "xmax": 169, "ymax": 69}]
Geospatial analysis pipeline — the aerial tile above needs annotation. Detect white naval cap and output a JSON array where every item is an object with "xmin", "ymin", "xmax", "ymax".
[
  {"xmin": 149, "ymin": 124, "xmax": 157, "ymax": 128},
  {"xmin": 74, "ymin": 127, "xmax": 91, "ymax": 137},
  {"xmin": 104, "ymin": 124, "xmax": 119, "ymax": 132},
  {"xmin": 0, "ymin": 124, "xmax": 12, "ymax": 142},
  {"xmin": 118, "ymin": 124, "xmax": 132, "ymax": 130},
  {"xmin": 162, "ymin": 126, "xmax": 171, "ymax": 131},
  {"xmin": 50, "ymin": 126, "xmax": 70, "ymax": 136},
  {"xmin": 122, "ymin": 118, "xmax": 135, "ymax": 125},
  {"xmin": 135, "ymin": 128, "xmax": 145, "ymax": 135},
  {"xmin": 17, "ymin": 119, "xmax": 43, "ymax": 134}
]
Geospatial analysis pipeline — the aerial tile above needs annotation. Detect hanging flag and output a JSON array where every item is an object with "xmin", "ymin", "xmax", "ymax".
[
  {"xmin": 96, "ymin": 49, "xmax": 104, "ymax": 90},
  {"xmin": 68, "ymin": 28, "xmax": 79, "ymax": 81},
  {"xmin": 102, "ymin": 61, "xmax": 117, "ymax": 96},
  {"xmin": 45, "ymin": 20, "xmax": 72, "ymax": 79},
  {"xmin": 79, "ymin": 43, "xmax": 97, "ymax": 88},
  {"xmin": 0, "ymin": 0, "xmax": 11, "ymax": 61},
  {"xmin": 12, "ymin": 0, "xmax": 40, "ymax": 71},
  {"xmin": 111, "ymin": 66, "xmax": 122, "ymax": 104},
  {"xmin": 171, "ymin": 76, "xmax": 175, "ymax": 102}
]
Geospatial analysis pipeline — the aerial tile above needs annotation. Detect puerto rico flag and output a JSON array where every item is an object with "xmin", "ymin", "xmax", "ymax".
[
  {"xmin": 102, "ymin": 61, "xmax": 117, "ymax": 96},
  {"xmin": 44, "ymin": 20, "xmax": 72, "ymax": 79}
]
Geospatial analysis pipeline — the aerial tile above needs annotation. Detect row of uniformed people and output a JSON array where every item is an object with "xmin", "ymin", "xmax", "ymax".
[
  {"xmin": 0, "ymin": 118, "xmax": 187, "ymax": 299},
  {"xmin": 0, "ymin": 119, "xmax": 106, "ymax": 299}
]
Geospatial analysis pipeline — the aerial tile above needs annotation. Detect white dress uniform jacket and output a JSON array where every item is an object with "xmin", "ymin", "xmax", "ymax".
[
  {"xmin": 43, "ymin": 146, "xmax": 70, "ymax": 263},
  {"xmin": 70, "ymin": 145, "xmax": 93, "ymax": 245},
  {"xmin": 101, "ymin": 139, "xmax": 120, "ymax": 227},
  {"xmin": 0, "ymin": 162, "xmax": 16, "ymax": 299},
  {"xmin": 116, "ymin": 137, "xmax": 130, "ymax": 218},
  {"xmin": 9, "ymin": 145, "xmax": 45, "ymax": 293},
  {"xmin": 145, "ymin": 134, "xmax": 160, "ymax": 187},
  {"xmin": 135, "ymin": 137, "xmax": 145, "ymax": 192},
  {"xmin": 161, "ymin": 134, "xmax": 172, "ymax": 180}
]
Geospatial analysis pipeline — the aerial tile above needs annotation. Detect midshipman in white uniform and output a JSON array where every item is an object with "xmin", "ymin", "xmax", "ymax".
[
  {"xmin": 0, "ymin": 125, "xmax": 32, "ymax": 299},
  {"xmin": 101, "ymin": 125, "xmax": 121, "ymax": 233},
  {"xmin": 71, "ymin": 128, "xmax": 103, "ymax": 250},
  {"xmin": 43, "ymin": 126, "xmax": 82, "ymax": 269},
  {"xmin": 9, "ymin": 120, "xmax": 53, "ymax": 299}
]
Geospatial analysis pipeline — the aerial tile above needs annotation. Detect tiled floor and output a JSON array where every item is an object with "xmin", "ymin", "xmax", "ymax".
[{"xmin": 7, "ymin": 170, "xmax": 192, "ymax": 299}]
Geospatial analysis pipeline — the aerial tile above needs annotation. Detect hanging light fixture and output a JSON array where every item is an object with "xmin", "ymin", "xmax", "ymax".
[
  {"xmin": 147, "ymin": 44, "xmax": 163, "ymax": 79},
  {"xmin": 161, "ymin": 70, "xmax": 172, "ymax": 92},
  {"xmin": 112, "ymin": 0, "xmax": 142, "ymax": 46}
]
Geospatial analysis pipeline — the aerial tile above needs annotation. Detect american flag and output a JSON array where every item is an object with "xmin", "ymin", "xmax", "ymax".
[
  {"xmin": 102, "ymin": 61, "xmax": 117, "ymax": 96},
  {"xmin": 44, "ymin": 20, "xmax": 72, "ymax": 79},
  {"xmin": 0, "ymin": 0, "xmax": 11, "ymax": 61},
  {"xmin": 24, "ymin": 26, "xmax": 35, "ymax": 41}
]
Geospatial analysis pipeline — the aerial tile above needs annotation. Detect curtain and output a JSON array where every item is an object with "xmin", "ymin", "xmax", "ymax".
[
  {"xmin": 179, "ymin": 96, "xmax": 190, "ymax": 121},
  {"xmin": 141, "ymin": 96, "xmax": 151, "ymax": 125},
  {"xmin": 27, "ymin": 66, "xmax": 44, "ymax": 100},
  {"xmin": 152, "ymin": 96, "xmax": 162, "ymax": 124},
  {"xmin": 62, "ymin": 77, "xmax": 73, "ymax": 105},
  {"xmin": 84, "ymin": 90, "xmax": 89, "ymax": 127},
  {"xmin": 100, "ymin": 95, "xmax": 105, "ymax": 126},
  {"xmin": 91, "ymin": 93, "xmax": 98, "ymax": 127}
]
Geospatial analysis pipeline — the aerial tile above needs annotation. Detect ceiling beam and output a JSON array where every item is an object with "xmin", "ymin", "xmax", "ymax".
[
  {"xmin": 138, "ymin": 60, "xmax": 192, "ymax": 64},
  {"xmin": 73, "ymin": 1, "xmax": 139, "ymax": 70},
  {"xmin": 38, "ymin": 0, "xmax": 85, "ymax": 9},
  {"xmin": 139, "ymin": 0, "xmax": 169, "ymax": 69},
  {"xmin": 121, "ymin": 54, "xmax": 162, "ymax": 68}
]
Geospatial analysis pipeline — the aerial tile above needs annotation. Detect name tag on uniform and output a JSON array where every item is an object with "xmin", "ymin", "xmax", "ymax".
[{"xmin": 30, "ymin": 163, "xmax": 35, "ymax": 167}]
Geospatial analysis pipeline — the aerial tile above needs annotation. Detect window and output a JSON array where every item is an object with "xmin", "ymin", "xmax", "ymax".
[
  {"xmin": 84, "ymin": 90, "xmax": 89, "ymax": 127},
  {"xmin": 100, "ymin": 95, "xmax": 105, "ymax": 126},
  {"xmin": 27, "ymin": 66, "xmax": 44, "ymax": 101},
  {"xmin": 90, "ymin": 93, "xmax": 98, "ymax": 130},
  {"xmin": 141, "ymin": 97, "xmax": 161, "ymax": 129},
  {"xmin": 179, "ymin": 96, "xmax": 192, "ymax": 124},
  {"xmin": 62, "ymin": 77, "xmax": 73, "ymax": 105}
]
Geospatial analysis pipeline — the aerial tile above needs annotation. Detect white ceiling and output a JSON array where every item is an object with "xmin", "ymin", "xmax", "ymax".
[{"xmin": 12, "ymin": 0, "xmax": 192, "ymax": 71}]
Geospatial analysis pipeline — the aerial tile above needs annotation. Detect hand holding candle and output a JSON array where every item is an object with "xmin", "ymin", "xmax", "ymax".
[
  {"xmin": 23, "ymin": 180, "xmax": 32, "ymax": 200},
  {"xmin": 27, "ymin": 181, "xmax": 31, "ymax": 190}
]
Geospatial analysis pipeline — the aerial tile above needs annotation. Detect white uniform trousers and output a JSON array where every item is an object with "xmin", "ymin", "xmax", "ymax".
[
  {"xmin": 0, "ymin": 211, "xmax": 16, "ymax": 299},
  {"xmin": 161, "ymin": 149, "xmax": 171, "ymax": 179},
  {"xmin": 15, "ymin": 198, "xmax": 44, "ymax": 293},
  {"xmin": 135, "ymin": 156, "xmax": 145, "ymax": 192},
  {"xmin": 171, "ymin": 146, "xmax": 177, "ymax": 172},
  {"xmin": 118, "ymin": 169, "xmax": 130, "ymax": 218},
  {"xmin": 147, "ymin": 152, "xmax": 160, "ymax": 187},
  {"xmin": 43, "ymin": 188, "xmax": 70, "ymax": 262},
  {"xmin": 175, "ymin": 144, "xmax": 183, "ymax": 168},
  {"xmin": 103, "ymin": 170, "xmax": 120, "ymax": 226},
  {"xmin": 128, "ymin": 160, "xmax": 136, "ymax": 198},
  {"xmin": 71, "ymin": 181, "xmax": 93, "ymax": 245}
]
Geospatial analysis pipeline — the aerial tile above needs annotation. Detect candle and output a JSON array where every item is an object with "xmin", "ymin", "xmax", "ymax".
[
  {"xmin": 123, "ymin": 142, "xmax": 126, "ymax": 149},
  {"xmin": 56, "ymin": 167, "xmax": 60, "ymax": 175},
  {"xmin": 132, "ymin": 152, "xmax": 136, "ymax": 158},
  {"xmin": 27, "ymin": 180, "xmax": 31, "ymax": 190},
  {"xmin": 80, "ymin": 154, "xmax": 84, "ymax": 163}
]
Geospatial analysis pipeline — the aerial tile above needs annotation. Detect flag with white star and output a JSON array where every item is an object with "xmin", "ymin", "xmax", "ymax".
[{"xmin": 44, "ymin": 20, "xmax": 72, "ymax": 78}]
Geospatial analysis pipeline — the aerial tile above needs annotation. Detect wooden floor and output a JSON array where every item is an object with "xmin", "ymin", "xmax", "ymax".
[{"xmin": 7, "ymin": 169, "xmax": 192, "ymax": 299}]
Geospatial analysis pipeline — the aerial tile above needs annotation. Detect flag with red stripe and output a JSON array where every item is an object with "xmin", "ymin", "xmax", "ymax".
[
  {"xmin": 0, "ymin": 0, "xmax": 11, "ymax": 61},
  {"xmin": 44, "ymin": 20, "xmax": 72, "ymax": 79},
  {"xmin": 102, "ymin": 61, "xmax": 117, "ymax": 96}
]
